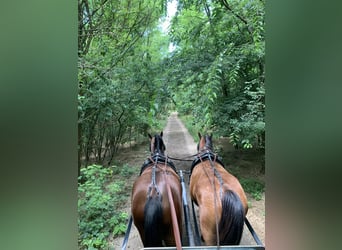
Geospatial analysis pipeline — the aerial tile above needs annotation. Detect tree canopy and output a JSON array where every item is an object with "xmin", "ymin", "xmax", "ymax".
[{"xmin": 78, "ymin": 0, "xmax": 265, "ymax": 169}]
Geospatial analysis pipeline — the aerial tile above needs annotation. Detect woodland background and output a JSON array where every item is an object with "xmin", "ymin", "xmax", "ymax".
[{"xmin": 78, "ymin": 0, "xmax": 265, "ymax": 171}]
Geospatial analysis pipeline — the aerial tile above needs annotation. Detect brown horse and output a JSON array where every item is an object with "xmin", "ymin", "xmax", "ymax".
[
  {"xmin": 131, "ymin": 132, "xmax": 183, "ymax": 247},
  {"xmin": 189, "ymin": 133, "xmax": 248, "ymax": 245}
]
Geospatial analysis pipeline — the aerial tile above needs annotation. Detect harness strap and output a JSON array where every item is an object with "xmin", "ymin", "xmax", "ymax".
[
  {"xmin": 196, "ymin": 150, "xmax": 225, "ymax": 247},
  {"xmin": 164, "ymin": 173, "xmax": 182, "ymax": 250},
  {"xmin": 161, "ymin": 155, "xmax": 182, "ymax": 249},
  {"xmin": 140, "ymin": 153, "xmax": 177, "ymax": 175},
  {"xmin": 146, "ymin": 155, "xmax": 161, "ymax": 199},
  {"xmin": 208, "ymin": 153, "xmax": 224, "ymax": 199},
  {"xmin": 190, "ymin": 151, "xmax": 225, "ymax": 174},
  {"xmin": 205, "ymin": 152, "xmax": 220, "ymax": 247}
]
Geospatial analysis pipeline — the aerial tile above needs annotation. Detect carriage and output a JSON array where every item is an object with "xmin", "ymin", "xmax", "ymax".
[{"xmin": 122, "ymin": 133, "xmax": 265, "ymax": 250}]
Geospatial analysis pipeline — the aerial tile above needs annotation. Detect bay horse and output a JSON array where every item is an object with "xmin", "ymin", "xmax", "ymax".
[
  {"xmin": 131, "ymin": 132, "xmax": 183, "ymax": 247},
  {"xmin": 189, "ymin": 133, "xmax": 248, "ymax": 245}
]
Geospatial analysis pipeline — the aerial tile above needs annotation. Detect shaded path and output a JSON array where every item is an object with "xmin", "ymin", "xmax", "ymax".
[{"xmin": 163, "ymin": 112, "xmax": 197, "ymax": 173}]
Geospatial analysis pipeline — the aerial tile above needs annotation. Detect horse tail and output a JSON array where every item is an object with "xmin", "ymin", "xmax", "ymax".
[
  {"xmin": 219, "ymin": 189, "xmax": 245, "ymax": 245},
  {"xmin": 144, "ymin": 195, "xmax": 163, "ymax": 247}
]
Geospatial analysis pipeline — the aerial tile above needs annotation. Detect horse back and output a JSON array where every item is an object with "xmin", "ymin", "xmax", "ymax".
[{"xmin": 131, "ymin": 165, "xmax": 182, "ymax": 246}]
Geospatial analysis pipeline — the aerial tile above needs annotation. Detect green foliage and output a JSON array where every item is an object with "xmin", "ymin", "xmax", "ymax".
[
  {"xmin": 78, "ymin": 0, "xmax": 265, "ymax": 164},
  {"xmin": 78, "ymin": 1, "xmax": 265, "ymax": 246},
  {"xmin": 78, "ymin": 165, "xmax": 129, "ymax": 249},
  {"xmin": 167, "ymin": 0, "xmax": 265, "ymax": 149},
  {"xmin": 78, "ymin": 0, "xmax": 174, "ymax": 167},
  {"xmin": 228, "ymin": 132, "xmax": 240, "ymax": 148},
  {"xmin": 119, "ymin": 164, "xmax": 137, "ymax": 178},
  {"xmin": 77, "ymin": 2, "xmax": 263, "ymax": 249},
  {"xmin": 240, "ymin": 178, "xmax": 265, "ymax": 201}
]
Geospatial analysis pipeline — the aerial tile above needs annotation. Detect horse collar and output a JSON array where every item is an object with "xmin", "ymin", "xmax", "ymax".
[
  {"xmin": 190, "ymin": 151, "xmax": 225, "ymax": 174},
  {"xmin": 140, "ymin": 154, "xmax": 177, "ymax": 175}
]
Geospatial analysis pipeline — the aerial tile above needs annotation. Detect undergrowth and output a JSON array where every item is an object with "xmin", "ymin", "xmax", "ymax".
[
  {"xmin": 240, "ymin": 178, "xmax": 265, "ymax": 201},
  {"xmin": 78, "ymin": 164, "xmax": 135, "ymax": 249}
]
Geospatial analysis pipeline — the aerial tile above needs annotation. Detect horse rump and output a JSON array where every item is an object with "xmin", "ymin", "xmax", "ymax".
[
  {"xmin": 144, "ymin": 195, "xmax": 163, "ymax": 247},
  {"xmin": 219, "ymin": 189, "xmax": 245, "ymax": 245}
]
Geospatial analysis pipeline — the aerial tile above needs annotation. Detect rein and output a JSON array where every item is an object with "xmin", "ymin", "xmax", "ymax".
[
  {"xmin": 159, "ymin": 156, "xmax": 182, "ymax": 250},
  {"xmin": 167, "ymin": 153, "xmax": 198, "ymax": 162},
  {"xmin": 207, "ymin": 152, "xmax": 222, "ymax": 247}
]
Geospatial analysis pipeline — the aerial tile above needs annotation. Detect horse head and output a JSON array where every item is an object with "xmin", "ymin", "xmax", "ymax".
[
  {"xmin": 148, "ymin": 131, "xmax": 166, "ymax": 155},
  {"xmin": 197, "ymin": 132, "xmax": 213, "ymax": 152}
]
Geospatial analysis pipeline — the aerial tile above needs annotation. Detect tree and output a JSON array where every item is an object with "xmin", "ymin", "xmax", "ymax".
[
  {"xmin": 77, "ymin": 0, "xmax": 265, "ymax": 175},
  {"xmin": 78, "ymin": 0, "xmax": 171, "ymax": 170},
  {"xmin": 167, "ymin": 0, "xmax": 265, "ymax": 148}
]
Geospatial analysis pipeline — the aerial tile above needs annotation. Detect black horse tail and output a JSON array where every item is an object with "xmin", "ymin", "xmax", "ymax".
[
  {"xmin": 219, "ymin": 189, "xmax": 245, "ymax": 245},
  {"xmin": 144, "ymin": 195, "xmax": 163, "ymax": 247}
]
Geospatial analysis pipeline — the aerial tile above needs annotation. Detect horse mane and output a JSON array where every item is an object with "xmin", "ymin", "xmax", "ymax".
[
  {"xmin": 204, "ymin": 134, "xmax": 213, "ymax": 151},
  {"xmin": 149, "ymin": 132, "xmax": 166, "ymax": 155},
  {"xmin": 154, "ymin": 134, "xmax": 165, "ymax": 153}
]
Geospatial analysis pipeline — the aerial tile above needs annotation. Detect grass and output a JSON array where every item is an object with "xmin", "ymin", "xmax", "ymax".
[{"xmin": 240, "ymin": 178, "xmax": 265, "ymax": 201}]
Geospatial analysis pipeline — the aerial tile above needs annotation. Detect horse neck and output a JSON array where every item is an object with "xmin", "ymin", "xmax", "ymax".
[
  {"xmin": 153, "ymin": 136, "xmax": 165, "ymax": 155},
  {"xmin": 205, "ymin": 136, "xmax": 213, "ymax": 150}
]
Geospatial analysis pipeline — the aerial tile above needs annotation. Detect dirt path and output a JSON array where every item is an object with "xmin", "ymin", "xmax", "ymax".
[
  {"xmin": 111, "ymin": 112, "xmax": 265, "ymax": 249},
  {"xmin": 163, "ymin": 112, "xmax": 197, "ymax": 172}
]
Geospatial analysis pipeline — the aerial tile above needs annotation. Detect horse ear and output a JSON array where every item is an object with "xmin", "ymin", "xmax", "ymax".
[
  {"xmin": 198, "ymin": 132, "xmax": 202, "ymax": 139},
  {"xmin": 160, "ymin": 131, "xmax": 163, "ymax": 137},
  {"xmin": 148, "ymin": 133, "xmax": 152, "ymax": 139}
]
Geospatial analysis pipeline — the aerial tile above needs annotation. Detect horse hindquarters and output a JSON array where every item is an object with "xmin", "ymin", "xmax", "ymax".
[
  {"xmin": 219, "ymin": 190, "xmax": 245, "ymax": 245},
  {"xmin": 144, "ymin": 195, "xmax": 163, "ymax": 247}
]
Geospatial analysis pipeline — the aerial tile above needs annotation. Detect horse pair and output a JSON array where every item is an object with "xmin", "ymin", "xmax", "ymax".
[{"xmin": 131, "ymin": 132, "xmax": 248, "ymax": 247}]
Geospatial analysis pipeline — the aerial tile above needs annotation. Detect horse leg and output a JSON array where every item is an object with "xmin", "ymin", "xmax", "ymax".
[
  {"xmin": 163, "ymin": 225, "xmax": 175, "ymax": 246},
  {"xmin": 198, "ymin": 207, "xmax": 216, "ymax": 245},
  {"xmin": 135, "ymin": 223, "xmax": 146, "ymax": 246}
]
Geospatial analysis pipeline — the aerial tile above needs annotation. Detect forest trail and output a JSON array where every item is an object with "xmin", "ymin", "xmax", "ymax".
[
  {"xmin": 112, "ymin": 112, "xmax": 264, "ymax": 249},
  {"xmin": 163, "ymin": 112, "xmax": 197, "ymax": 173}
]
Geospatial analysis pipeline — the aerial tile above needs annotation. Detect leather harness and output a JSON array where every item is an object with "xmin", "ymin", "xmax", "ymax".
[
  {"xmin": 140, "ymin": 153, "xmax": 177, "ymax": 176},
  {"xmin": 191, "ymin": 151, "xmax": 225, "ymax": 174}
]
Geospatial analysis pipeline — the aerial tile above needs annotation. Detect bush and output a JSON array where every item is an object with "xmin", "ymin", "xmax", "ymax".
[{"xmin": 78, "ymin": 165, "xmax": 128, "ymax": 249}]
